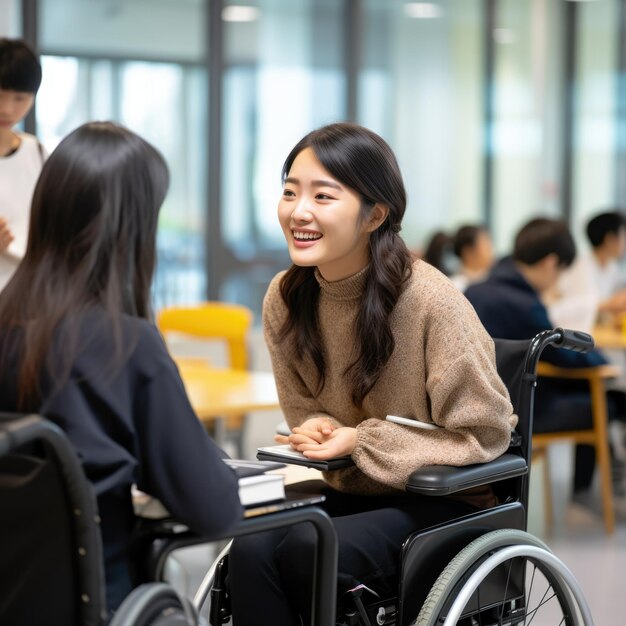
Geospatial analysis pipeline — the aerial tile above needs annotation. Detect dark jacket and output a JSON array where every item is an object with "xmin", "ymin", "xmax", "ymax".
[
  {"xmin": 464, "ymin": 257, "xmax": 606, "ymax": 368},
  {"xmin": 0, "ymin": 310, "xmax": 243, "ymax": 611},
  {"xmin": 464, "ymin": 257, "xmax": 614, "ymax": 436}
]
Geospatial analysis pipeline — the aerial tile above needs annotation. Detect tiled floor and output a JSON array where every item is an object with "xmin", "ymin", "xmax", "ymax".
[
  {"xmin": 528, "ymin": 446, "xmax": 626, "ymax": 626},
  {"xmin": 547, "ymin": 509, "xmax": 626, "ymax": 626}
]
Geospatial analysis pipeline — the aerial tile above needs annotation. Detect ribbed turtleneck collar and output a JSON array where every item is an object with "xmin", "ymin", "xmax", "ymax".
[{"xmin": 314, "ymin": 266, "xmax": 369, "ymax": 301}]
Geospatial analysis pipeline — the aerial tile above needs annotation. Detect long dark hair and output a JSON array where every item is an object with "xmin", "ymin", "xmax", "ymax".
[
  {"xmin": 278, "ymin": 122, "xmax": 412, "ymax": 407},
  {"xmin": 0, "ymin": 121, "xmax": 169, "ymax": 408}
]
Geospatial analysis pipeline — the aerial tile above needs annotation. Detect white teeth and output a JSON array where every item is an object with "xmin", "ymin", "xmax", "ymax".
[{"xmin": 293, "ymin": 232, "xmax": 322, "ymax": 241}]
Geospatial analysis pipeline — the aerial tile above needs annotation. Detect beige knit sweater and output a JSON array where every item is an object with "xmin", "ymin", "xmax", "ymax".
[{"xmin": 263, "ymin": 259, "xmax": 517, "ymax": 497}]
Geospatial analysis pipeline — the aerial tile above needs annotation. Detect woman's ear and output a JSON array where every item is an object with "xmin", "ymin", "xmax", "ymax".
[{"xmin": 365, "ymin": 203, "xmax": 389, "ymax": 232}]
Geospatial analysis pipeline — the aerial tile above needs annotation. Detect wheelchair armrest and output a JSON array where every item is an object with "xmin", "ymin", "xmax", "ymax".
[{"xmin": 405, "ymin": 453, "xmax": 528, "ymax": 496}]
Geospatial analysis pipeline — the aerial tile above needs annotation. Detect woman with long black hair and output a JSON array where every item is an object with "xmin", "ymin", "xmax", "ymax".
[
  {"xmin": 228, "ymin": 122, "xmax": 516, "ymax": 625},
  {"xmin": 0, "ymin": 121, "xmax": 242, "ymax": 614}
]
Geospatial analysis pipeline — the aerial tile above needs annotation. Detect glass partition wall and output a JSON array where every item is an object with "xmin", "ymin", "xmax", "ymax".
[
  {"xmin": 490, "ymin": 0, "xmax": 564, "ymax": 254},
  {"xmin": 36, "ymin": 0, "xmax": 209, "ymax": 308},
  {"xmin": 360, "ymin": 0, "xmax": 484, "ymax": 252},
  {"xmin": 572, "ymin": 0, "xmax": 620, "ymax": 255},
  {"xmin": 219, "ymin": 0, "xmax": 346, "ymax": 309},
  {"xmin": 0, "ymin": 0, "xmax": 22, "ymax": 35},
  {"xmin": 10, "ymin": 0, "xmax": 626, "ymax": 313}
]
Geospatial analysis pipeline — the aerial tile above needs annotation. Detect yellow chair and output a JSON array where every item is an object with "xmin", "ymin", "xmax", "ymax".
[
  {"xmin": 533, "ymin": 361, "xmax": 620, "ymax": 535},
  {"xmin": 157, "ymin": 302, "xmax": 254, "ymax": 454}
]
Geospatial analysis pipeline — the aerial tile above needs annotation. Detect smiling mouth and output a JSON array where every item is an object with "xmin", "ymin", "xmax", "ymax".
[{"xmin": 292, "ymin": 231, "xmax": 323, "ymax": 241}]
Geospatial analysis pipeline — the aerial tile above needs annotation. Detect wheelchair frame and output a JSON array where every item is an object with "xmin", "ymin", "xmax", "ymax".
[{"xmin": 0, "ymin": 413, "xmax": 201, "ymax": 626}]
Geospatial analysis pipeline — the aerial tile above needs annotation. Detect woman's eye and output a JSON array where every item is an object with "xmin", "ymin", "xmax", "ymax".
[
  {"xmin": 316, "ymin": 193, "xmax": 334, "ymax": 201},
  {"xmin": 282, "ymin": 189, "xmax": 296, "ymax": 198}
]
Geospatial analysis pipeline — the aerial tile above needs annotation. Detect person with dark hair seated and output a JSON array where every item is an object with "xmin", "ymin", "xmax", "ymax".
[
  {"xmin": 421, "ymin": 230, "xmax": 453, "ymax": 275},
  {"xmin": 465, "ymin": 217, "xmax": 626, "ymax": 495},
  {"xmin": 549, "ymin": 210, "xmax": 626, "ymax": 333},
  {"xmin": 0, "ymin": 121, "xmax": 243, "ymax": 615},
  {"xmin": 0, "ymin": 38, "xmax": 47, "ymax": 291},
  {"xmin": 449, "ymin": 224, "xmax": 494, "ymax": 292},
  {"xmin": 227, "ymin": 122, "xmax": 517, "ymax": 626}
]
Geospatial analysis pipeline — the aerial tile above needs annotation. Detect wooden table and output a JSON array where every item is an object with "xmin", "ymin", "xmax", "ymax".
[
  {"xmin": 592, "ymin": 324, "xmax": 626, "ymax": 350},
  {"xmin": 175, "ymin": 358, "xmax": 280, "ymax": 444}
]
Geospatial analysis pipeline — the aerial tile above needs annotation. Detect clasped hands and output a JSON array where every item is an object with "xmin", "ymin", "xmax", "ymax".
[{"xmin": 274, "ymin": 416, "xmax": 357, "ymax": 460}]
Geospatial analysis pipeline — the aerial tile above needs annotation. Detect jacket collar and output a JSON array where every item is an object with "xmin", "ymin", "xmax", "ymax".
[{"xmin": 490, "ymin": 256, "xmax": 537, "ymax": 296}]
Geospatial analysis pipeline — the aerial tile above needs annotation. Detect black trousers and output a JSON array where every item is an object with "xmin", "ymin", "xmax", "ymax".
[{"xmin": 228, "ymin": 480, "xmax": 477, "ymax": 626}]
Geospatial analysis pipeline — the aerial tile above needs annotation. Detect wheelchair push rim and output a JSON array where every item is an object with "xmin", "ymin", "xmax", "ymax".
[{"xmin": 414, "ymin": 529, "xmax": 594, "ymax": 626}]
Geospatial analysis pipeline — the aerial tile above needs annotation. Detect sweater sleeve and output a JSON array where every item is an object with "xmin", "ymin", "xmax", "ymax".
[
  {"xmin": 352, "ymin": 297, "xmax": 517, "ymax": 491},
  {"xmin": 133, "ymin": 348, "xmax": 244, "ymax": 537}
]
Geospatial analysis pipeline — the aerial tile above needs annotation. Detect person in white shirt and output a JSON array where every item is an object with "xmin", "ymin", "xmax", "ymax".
[
  {"xmin": 548, "ymin": 212, "xmax": 626, "ymax": 479},
  {"xmin": 549, "ymin": 211, "xmax": 626, "ymax": 333},
  {"xmin": 0, "ymin": 38, "xmax": 46, "ymax": 290},
  {"xmin": 449, "ymin": 224, "xmax": 494, "ymax": 292}
]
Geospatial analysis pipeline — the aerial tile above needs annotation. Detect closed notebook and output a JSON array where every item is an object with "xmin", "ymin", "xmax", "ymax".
[
  {"xmin": 224, "ymin": 459, "xmax": 287, "ymax": 507},
  {"xmin": 256, "ymin": 444, "xmax": 354, "ymax": 471}
]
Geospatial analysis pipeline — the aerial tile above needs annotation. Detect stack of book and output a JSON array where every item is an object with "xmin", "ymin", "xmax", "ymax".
[
  {"xmin": 223, "ymin": 458, "xmax": 286, "ymax": 507},
  {"xmin": 132, "ymin": 458, "xmax": 328, "ymax": 522}
]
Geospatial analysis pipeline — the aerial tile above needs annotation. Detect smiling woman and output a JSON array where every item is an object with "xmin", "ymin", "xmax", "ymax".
[{"xmin": 227, "ymin": 122, "xmax": 517, "ymax": 626}]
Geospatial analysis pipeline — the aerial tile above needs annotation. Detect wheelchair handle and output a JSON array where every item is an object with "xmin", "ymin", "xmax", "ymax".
[
  {"xmin": 525, "ymin": 327, "xmax": 594, "ymax": 375},
  {"xmin": 553, "ymin": 328, "xmax": 594, "ymax": 353}
]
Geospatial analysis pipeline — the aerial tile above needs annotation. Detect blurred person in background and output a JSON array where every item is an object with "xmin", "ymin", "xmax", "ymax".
[
  {"xmin": 549, "ymin": 210, "xmax": 626, "ymax": 334},
  {"xmin": 465, "ymin": 218, "xmax": 626, "ymax": 498},
  {"xmin": 421, "ymin": 230, "xmax": 453, "ymax": 276},
  {"xmin": 449, "ymin": 224, "xmax": 494, "ymax": 292},
  {"xmin": 0, "ymin": 38, "xmax": 46, "ymax": 291}
]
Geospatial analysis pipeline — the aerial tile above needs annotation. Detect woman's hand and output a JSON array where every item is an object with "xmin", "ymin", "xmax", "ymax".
[
  {"xmin": 274, "ymin": 416, "xmax": 335, "ymax": 447},
  {"xmin": 297, "ymin": 427, "xmax": 358, "ymax": 460},
  {"xmin": 0, "ymin": 219, "xmax": 14, "ymax": 252}
]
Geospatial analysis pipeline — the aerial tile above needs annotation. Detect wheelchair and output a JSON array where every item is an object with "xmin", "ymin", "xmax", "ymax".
[
  {"xmin": 189, "ymin": 328, "xmax": 596, "ymax": 626},
  {"xmin": 0, "ymin": 413, "xmax": 200, "ymax": 626}
]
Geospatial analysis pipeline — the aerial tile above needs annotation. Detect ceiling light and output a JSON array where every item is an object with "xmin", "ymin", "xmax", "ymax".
[
  {"xmin": 404, "ymin": 3, "xmax": 442, "ymax": 19},
  {"xmin": 222, "ymin": 6, "xmax": 261, "ymax": 22}
]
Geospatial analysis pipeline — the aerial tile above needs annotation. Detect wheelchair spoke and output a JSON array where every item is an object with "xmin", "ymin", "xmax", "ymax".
[
  {"xmin": 497, "ymin": 557, "xmax": 514, "ymax": 625},
  {"xmin": 526, "ymin": 589, "xmax": 558, "ymax": 625},
  {"xmin": 526, "ymin": 563, "xmax": 537, "ymax": 612}
]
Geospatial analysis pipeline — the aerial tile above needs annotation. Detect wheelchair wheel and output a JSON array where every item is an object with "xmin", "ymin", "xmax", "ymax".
[
  {"xmin": 109, "ymin": 583, "xmax": 198, "ymax": 626},
  {"xmin": 414, "ymin": 529, "xmax": 593, "ymax": 626}
]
